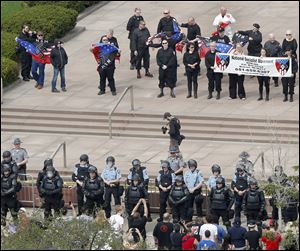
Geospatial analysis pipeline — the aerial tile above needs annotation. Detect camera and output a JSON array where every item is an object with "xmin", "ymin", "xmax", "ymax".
[{"xmin": 161, "ymin": 126, "xmax": 167, "ymax": 134}]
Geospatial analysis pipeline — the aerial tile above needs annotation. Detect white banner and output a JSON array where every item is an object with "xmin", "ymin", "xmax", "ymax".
[{"xmin": 214, "ymin": 53, "xmax": 292, "ymax": 77}]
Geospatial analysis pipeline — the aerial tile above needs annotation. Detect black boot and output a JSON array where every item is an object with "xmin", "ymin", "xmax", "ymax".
[
  {"xmin": 265, "ymin": 93, "xmax": 269, "ymax": 101},
  {"xmin": 216, "ymin": 92, "xmax": 220, "ymax": 100},
  {"xmin": 207, "ymin": 92, "xmax": 213, "ymax": 99},
  {"xmin": 170, "ymin": 88, "xmax": 176, "ymax": 98},
  {"xmin": 157, "ymin": 88, "xmax": 164, "ymax": 98},
  {"xmin": 137, "ymin": 70, "xmax": 141, "ymax": 79},
  {"xmin": 289, "ymin": 94, "xmax": 293, "ymax": 102},
  {"xmin": 257, "ymin": 92, "xmax": 263, "ymax": 101},
  {"xmin": 283, "ymin": 95, "xmax": 288, "ymax": 102},
  {"xmin": 186, "ymin": 91, "xmax": 192, "ymax": 98},
  {"xmin": 145, "ymin": 70, "xmax": 153, "ymax": 77},
  {"xmin": 194, "ymin": 85, "xmax": 198, "ymax": 99}
]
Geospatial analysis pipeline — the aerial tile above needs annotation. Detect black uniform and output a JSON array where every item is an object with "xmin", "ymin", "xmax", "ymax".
[
  {"xmin": 282, "ymin": 38, "xmax": 298, "ymax": 58},
  {"xmin": 181, "ymin": 22, "xmax": 201, "ymax": 50},
  {"xmin": 1, "ymin": 171, "xmax": 21, "ymax": 225},
  {"xmin": 1, "ymin": 160, "xmax": 18, "ymax": 178},
  {"xmin": 157, "ymin": 47, "xmax": 177, "ymax": 89},
  {"xmin": 281, "ymin": 55, "xmax": 298, "ymax": 98},
  {"xmin": 157, "ymin": 16, "xmax": 176, "ymax": 36},
  {"xmin": 205, "ymin": 50, "xmax": 223, "ymax": 94},
  {"xmin": 72, "ymin": 163, "xmax": 90, "ymax": 215},
  {"xmin": 168, "ymin": 117, "xmax": 182, "ymax": 146},
  {"xmin": 238, "ymin": 30, "xmax": 262, "ymax": 56},
  {"xmin": 132, "ymin": 27, "xmax": 151, "ymax": 71},
  {"xmin": 183, "ymin": 51, "xmax": 201, "ymax": 96},
  {"xmin": 127, "ymin": 166, "xmax": 149, "ymax": 190},
  {"xmin": 168, "ymin": 183, "xmax": 189, "ymax": 222},
  {"xmin": 40, "ymin": 172, "xmax": 63, "ymax": 218},
  {"xmin": 210, "ymin": 34, "xmax": 230, "ymax": 44},
  {"xmin": 209, "ymin": 186, "xmax": 234, "ymax": 225},
  {"xmin": 125, "ymin": 184, "xmax": 148, "ymax": 215},
  {"xmin": 82, "ymin": 175, "xmax": 104, "ymax": 217},
  {"xmin": 229, "ymin": 73, "xmax": 246, "ymax": 99},
  {"xmin": 127, "ymin": 15, "xmax": 144, "ymax": 66},
  {"xmin": 231, "ymin": 172, "xmax": 249, "ymax": 218},
  {"xmin": 264, "ymin": 40, "xmax": 282, "ymax": 84},
  {"xmin": 242, "ymin": 187, "xmax": 265, "ymax": 224}
]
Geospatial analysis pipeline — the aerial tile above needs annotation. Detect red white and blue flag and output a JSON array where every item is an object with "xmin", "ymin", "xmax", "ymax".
[
  {"xmin": 91, "ymin": 42, "xmax": 120, "ymax": 69},
  {"xmin": 197, "ymin": 37, "xmax": 233, "ymax": 58}
]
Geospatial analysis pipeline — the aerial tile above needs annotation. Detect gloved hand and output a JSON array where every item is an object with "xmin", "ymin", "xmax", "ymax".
[
  {"xmin": 134, "ymin": 50, "xmax": 138, "ymax": 56},
  {"xmin": 162, "ymin": 65, "xmax": 167, "ymax": 70}
]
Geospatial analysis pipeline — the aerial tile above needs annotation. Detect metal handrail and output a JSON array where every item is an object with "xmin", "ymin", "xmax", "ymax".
[
  {"xmin": 108, "ymin": 85, "xmax": 134, "ymax": 139},
  {"xmin": 253, "ymin": 151, "xmax": 265, "ymax": 177},
  {"xmin": 50, "ymin": 142, "xmax": 67, "ymax": 169},
  {"xmin": 1, "ymin": 77, "xmax": 3, "ymax": 104}
]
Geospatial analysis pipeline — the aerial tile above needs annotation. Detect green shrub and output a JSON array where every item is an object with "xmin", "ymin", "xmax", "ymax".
[
  {"xmin": 1, "ymin": 5, "xmax": 78, "ymax": 41},
  {"xmin": 1, "ymin": 57, "xmax": 19, "ymax": 86},
  {"xmin": 24, "ymin": 1, "xmax": 91, "ymax": 12},
  {"xmin": 1, "ymin": 32, "xmax": 18, "ymax": 62}
]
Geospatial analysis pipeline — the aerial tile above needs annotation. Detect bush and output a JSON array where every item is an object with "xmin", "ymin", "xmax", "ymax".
[
  {"xmin": 1, "ymin": 57, "xmax": 19, "ymax": 86},
  {"xmin": 1, "ymin": 32, "xmax": 18, "ymax": 62},
  {"xmin": 24, "ymin": 1, "xmax": 99, "ymax": 12},
  {"xmin": 1, "ymin": 5, "xmax": 78, "ymax": 42}
]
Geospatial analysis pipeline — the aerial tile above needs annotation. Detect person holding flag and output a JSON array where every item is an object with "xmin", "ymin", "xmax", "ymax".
[
  {"xmin": 212, "ymin": 7, "xmax": 236, "ymax": 40},
  {"xmin": 210, "ymin": 27, "xmax": 230, "ymax": 44}
]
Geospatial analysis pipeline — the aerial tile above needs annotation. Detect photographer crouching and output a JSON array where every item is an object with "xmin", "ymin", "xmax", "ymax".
[{"xmin": 162, "ymin": 112, "xmax": 185, "ymax": 149}]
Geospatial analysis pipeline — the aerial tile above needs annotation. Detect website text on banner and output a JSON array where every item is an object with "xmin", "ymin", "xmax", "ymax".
[{"xmin": 214, "ymin": 53, "xmax": 292, "ymax": 77}]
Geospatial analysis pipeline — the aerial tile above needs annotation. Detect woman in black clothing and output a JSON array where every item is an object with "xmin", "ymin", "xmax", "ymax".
[
  {"xmin": 257, "ymin": 48, "xmax": 270, "ymax": 101},
  {"xmin": 183, "ymin": 43, "xmax": 201, "ymax": 98},
  {"xmin": 282, "ymin": 30, "xmax": 298, "ymax": 59}
]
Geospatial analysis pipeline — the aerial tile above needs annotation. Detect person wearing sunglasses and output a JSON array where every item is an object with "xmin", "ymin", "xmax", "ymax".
[
  {"xmin": 156, "ymin": 40, "xmax": 177, "ymax": 98},
  {"xmin": 282, "ymin": 30, "xmax": 298, "ymax": 59}
]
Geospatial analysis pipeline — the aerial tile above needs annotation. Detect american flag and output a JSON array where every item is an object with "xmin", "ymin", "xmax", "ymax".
[
  {"xmin": 211, "ymin": 22, "xmax": 230, "ymax": 36},
  {"xmin": 91, "ymin": 43, "xmax": 119, "ymax": 69},
  {"xmin": 232, "ymin": 32, "xmax": 249, "ymax": 47},
  {"xmin": 216, "ymin": 42, "xmax": 233, "ymax": 53}
]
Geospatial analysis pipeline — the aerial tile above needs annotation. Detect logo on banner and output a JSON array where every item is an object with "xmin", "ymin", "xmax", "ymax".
[
  {"xmin": 275, "ymin": 59, "xmax": 290, "ymax": 76},
  {"xmin": 216, "ymin": 54, "xmax": 230, "ymax": 71}
]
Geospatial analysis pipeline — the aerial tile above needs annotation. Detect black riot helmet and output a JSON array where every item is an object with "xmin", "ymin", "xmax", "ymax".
[
  {"xmin": 46, "ymin": 166, "xmax": 55, "ymax": 178},
  {"xmin": 175, "ymin": 175, "xmax": 183, "ymax": 183},
  {"xmin": 132, "ymin": 159, "xmax": 141, "ymax": 167},
  {"xmin": 88, "ymin": 165, "xmax": 97, "ymax": 173},
  {"xmin": 249, "ymin": 178, "xmax": 258, "ymax": 186},
  {"xmin": 2, "ymin": 151, "xmax": 12, "ymax": 159},
  {"xmin": 132, "ymin": 174, "xmax": 141, "ymax": 181},
  {"xmin": 236, "ymin": 163, "xmax": 245, "ymax": 173},
  {"xmin": 188, "ymin": 159, "xmax": 197, "ymax": 169},
  {"xmin": 161, "ymin": 160, "xmax": 170, "ymax": 169},
  {"xmin": 80, "ymin": 154, "xmax": 89, "ymax": 162},
  {"xmin": 216, "ymin": 176, "xmax": 225, "ymax": 186},
  {"xmin": 106, "ymin": 156, "xmax": 115, "ymax": 164},
  {"xmin": 43, "ymin": 158, "xmax": 53, "ymax": 169},
  {"xmin": 46, "ymin": 166, "xmax": 55, "ymax": 173},
  {"xmin": 2, "ymin": 164, "xmax": 11, "ymax": 174},
  {"xmin": 211, "ymin": 164, "xmax": 221, "ymax": 174}
]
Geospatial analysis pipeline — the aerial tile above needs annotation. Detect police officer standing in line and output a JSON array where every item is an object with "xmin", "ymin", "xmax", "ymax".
[
  {"xmin": 236, "ymin": 151, "xmax": 254, "ymax": 177},
  {"xmin": 207, "ymin": 164, "xmax": 224, "ymax": 191},
  {"xmin": 37, "ymin": 158, "xmax": 53, "ymax": 207},
  {"xmin": 167, "ymin": 146, "xmax": 184, "ymax": 176},
  {"xmin": 82, "ymin": 166, "xmax": 105, "ymax": 217},
  {"xmin": 184, "ymin": 159, "xmax": 204, "ymax": 222},
  {"xmin": 205, "ymin": 41, "xmax": 223, "ymax": 100},
  {"xmin": 127, "ymin": 159, "xmax": 149, "ymax": 190},
  {"xmin": 231, "ymin": 164, "xmax": 250, "ymax": 218},
  {"xmin": 132, "ymin": 20, "xmax": 153, "ymax": 79},
  {"xmin": 242, "ymin": 178, "xmax": 266, "ymax": 224},
  {"xmin": 101, "ymin": 156, "xmax": 122, "ymax": 219},
  {"xmin": 1, "ymin": 151, "xmax": 18, "ymax": 177},
  {"xmin": 10, "ymin": 138, "xmax": 29, "ymax": 181},
  {"xmin": 156, "ymin": 160, "xmax": 176, "ymax": 222},
  {"xmin": 209, "ymin": 176, "xmax": 234, "ymax": 226},
  {"xmin": 1, "ymin": 164, "xmax": 21, "ymax": 226},
  {"xmin": 127, "ymin": 8, "xmax": 144, "ymax": 70},
  {"xmin": 39, "ymin": 166, "xmax": 63, "ymax": 219},
  {"xmin": 168, "ymin": 175, "xmax": 189, "ymax": 223},
  {"xmin": 72, "ymin": 154, "xmax": 91, "ymax": 215}
]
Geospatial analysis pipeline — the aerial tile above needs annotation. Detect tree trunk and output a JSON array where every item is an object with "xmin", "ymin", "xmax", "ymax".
[{"xmin": 278, "ymin": 206, "xmax": 283, "ymax": 232}]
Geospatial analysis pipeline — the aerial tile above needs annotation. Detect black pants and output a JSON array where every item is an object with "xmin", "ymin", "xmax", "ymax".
[
  {"xmin": 207, "ymin": 70, "xmax": 222, "ymax": 93},
  {"xmin": 1, "ymin": 195, "xmax": 21, "ymax": 225},
  {"xmin": 136, "ymin": 48, "xmax": 150, "ymax": 70},
  {"xmin": 20, "ymin": 53, "xmax": 32, "ymax": 79},
  {"xmin": 229, "ymin": 74, "xmax": 245, "ymax": 98},
  {"xmin": 159, "ymin": 190, "xmax": 170, "ymax": 219},
  {"xmin": 76, "ymin": 186, "xmax": 84, "ymax": 215},
  {"xmin": 257, "ymin": 76, "xmax": 270, "ymax": 95},
  {"xmin": 17, "ymin": 167, "xmax": 27, "ymax": 181},
  {"xmin": 104, "ymin": 186, "xmax": 120, "ymax": 218},
  {"xmin": 84, "ymin": 195, "xmax": 104, "ymax": 217},
  {"xmin": 98, "ymin": 67, "xmax": 116, "ymax": 92},
  {"xmin": 186, "ymin": 193, "xmax": 203, "ymax": 221},
  {"xmin": 282, "ymin": 75, "xmax": 296, "ymax": 95},
  {"xmin": 272, "ymin": 77, "xmax": 279, "ymax": 84},
  {"xmin": 186, "ymin": 70, "xmax": 199, "ymax": 95},
  {"xmin": 270, "ymin": 197, "xmax": 278, "ymax": 220},
  {"xmin": 158, "ymin": 67, "xmax": 176, "ymax": 89},
  {"xmin": 170, "ymin": 201, "xmax": 188, "ymax": 222},
  {"xmin": 44, "ymin": 195, "xmax": 61, "ymax": 218},
  {"xmin": 130, "ymin": 50, "xmax": 136, "ymax": 66},
  {"xmin": 211, "ymin": 209, "xmax": 229, "ymax": 224},
  {"xmin": 234, "ymin": 195, "xmax": 243, "ymax": 218},
  {"xmin": 246, "ymin": 209, "xmax": 261, "ymax": 224}
]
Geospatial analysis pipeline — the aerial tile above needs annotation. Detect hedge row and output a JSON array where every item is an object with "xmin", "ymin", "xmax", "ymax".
[
  {"xmin": 1, "ymin": 32, "xmax": 18, "ymax": 61},
  {"xmin": 1, "ymin": 57, "xmax": 19, "ymax": 87}
]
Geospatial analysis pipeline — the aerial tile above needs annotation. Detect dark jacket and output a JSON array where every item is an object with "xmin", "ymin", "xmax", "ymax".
[
  {"xmin": 82, "ymin": 175, "xmax": 104, "ymax": 198},
  {"xmin": 50, "ymin": 46, "xmax": 68, "ymax": 69},
  {"xmin": 157, "ymin": 16, "xmax": 176, "ymax": 35},
  {"xmin": 108, "ymin": 36, "xmax": 119, "ymax": 49},
  {"xmin": 242, "ymin": 187, "xmax": 265, "ymax": 212},
  {"xmin": 18, "ymin": 31, "xmax": 37, "ymax": 56},
  {"xmin": 264, "ymin": 40, "xmax": 282, "ymax": 57},
  {"xmin": 127, "ymin": 15, "xmax": 144, "ymax": 39},
  {"xmin": 168, "ymin": 117, "xmax": 181, "ymax": 140},
  {"xmin": 132, "ymin": 27, "xmax": 150, "ymax": 51},
  {"xmin": 238, "ymin": 30, "xmax": 262, "ymax": 56},
  {"xmin": 282, "ymin": 38, "xmax": 298, "ymax": 58},
  {"xmin": 183, "ymin": 51, "xmax": 201, "ymax": 72},
  {"xmin": 156, "ymin": 47, "xmax": 177, "ymax": 68},
  {"xmin": 181, "ymin": 23, "xmax": 201, "ymax": 40},
  {"xmin": 205, "ymin": 50, "xmax": 218, "ymax": 70},
  {"xmin": 210, "ymin": 34, "xmax": 230, "ymax": 44},
  {"xmin": 40, "ymin": 174, "xmax": 63, "ymax": 197}
]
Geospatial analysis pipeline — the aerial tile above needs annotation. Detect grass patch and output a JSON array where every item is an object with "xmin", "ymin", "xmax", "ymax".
[{"xmin": 1, "ymin": 1, "xmax": 26, "ymax": 21}]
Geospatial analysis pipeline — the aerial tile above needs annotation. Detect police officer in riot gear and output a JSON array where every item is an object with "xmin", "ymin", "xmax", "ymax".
[
  {"xmin": 101, "ymin": 156, "xmax": 122, "ymax": 218},
  {"xmin": 40, "ymin": 166, "xmax": 63, "ymax": 219},
  {"xmin": 156, "ymin": 160, "xmax": 176, "ymax": 222},
  {"xmin": 82, "ymin": 165, "xmax": 104, "ymax": 217},
  {"xmin": 127, "ymin": 159, "xmax": 149, "ymax": 190},
  {"xmin": 231, "ymin": 163, "xmax": 250, "ymax": 218},
  {"xmin": 184, "ymin": 159, "xmax": 204, "ymax": 221},
  {"xmin": 207, "ymin": 164, "xmax": 224, "ymax": 191},
  {"xmin": 72, "ymin": 154, "xmax": 91, "ymax": 215},
  {"xmin": 242, "ymin": 178, "xmax": 266, "ymax": 224},
  {"xmin": 1, "ymin": 151, "xmax": 18, "ymax": 177},
  {"xmin": 209, "ymin": 176, "xmax": 234, "ymax": 226},
  {"xmin": 168, "ymin": 175, "xmax": 189, "ymax": 223},
  {"xmin": 237, "ymin": 151, "xmax": 254, "ymax": 177},
  {"xmin": 1, "ymin": 164, "xmax": 21, "ymax": 226},
  {"xmin": 167, "ymin": 146, "xmax": 184, "ymax": 175}
]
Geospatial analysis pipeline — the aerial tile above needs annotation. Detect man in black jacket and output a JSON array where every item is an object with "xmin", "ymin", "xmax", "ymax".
[
  {"xmin": 205, "ymin": 41, "xmax": 223, "ymax": 99},
  {"xmin": 132, "ymin": 21, "xmax": 153, "ymax": 79},
  {"xmin": 210, "ymin": 27, "xmax": 230, "ymax": 44},
  {"xmin": 156, "ymin": 40, "xmax": 177, "ymax": 98},
  {"xmin": 238, "ymin": 23, "xmax": 262, "ymax": 57},
  {"xmin": 127, "ymin": 8, "xmax": 144, "ymax": 70},
  {"xmin": 162, "ymin": 112, "xmax": 184, "ymax": 147},
  {"xmin": 50, "ymin": 39, "xmax": 68, "ymax": 93}
]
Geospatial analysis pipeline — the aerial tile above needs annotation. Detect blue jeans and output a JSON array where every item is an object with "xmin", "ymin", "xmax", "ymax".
[
  {"xmin": 51, "ymin": 66, "xmax": 66, "ymax": 90},
  {"xmin": 32, "ymin": 60, "xmax": 45, "ymax": 86}
]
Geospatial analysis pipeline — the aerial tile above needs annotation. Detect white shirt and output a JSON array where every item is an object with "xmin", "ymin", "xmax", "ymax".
[
  {"xmin": 109, "ymin": 214, "xmax": 124, "ymax": 232},
  {"xmin": 213, "ymin": 13, "xmax": 236, "ymax": 39},
  {"xmin": 199, "ymin": 223, "xmax": 218, "ymax": 242}
]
